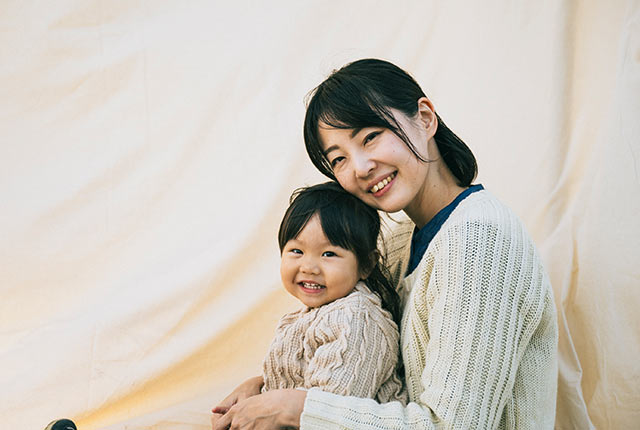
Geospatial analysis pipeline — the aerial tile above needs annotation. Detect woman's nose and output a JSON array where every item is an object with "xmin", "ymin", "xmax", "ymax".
[{"xmin": 352, "ymin": 152, "xmax": 375, "ymax": 178}]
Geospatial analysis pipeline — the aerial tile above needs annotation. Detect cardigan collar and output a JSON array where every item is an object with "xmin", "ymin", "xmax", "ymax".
[{"xmin": 407, "ymin": 184, "xmax": 484, "ymax": 275}]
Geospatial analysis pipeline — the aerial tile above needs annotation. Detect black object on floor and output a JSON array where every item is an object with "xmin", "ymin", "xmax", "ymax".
[{"xmin": 45, "ymin": 419, "xmax": 77, "ymax": 430}]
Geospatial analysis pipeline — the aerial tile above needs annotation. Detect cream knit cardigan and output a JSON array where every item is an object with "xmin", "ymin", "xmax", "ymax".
[
  {"xmin": 301, "ymin": 190, "xmax": 558, "ymax": 429},
  {"xmin": 262, "ymin": 282, "xmax": 407, "ymax": 403}
]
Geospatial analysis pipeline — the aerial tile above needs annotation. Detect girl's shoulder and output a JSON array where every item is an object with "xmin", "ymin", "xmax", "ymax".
[
  {"xmin": 314, "ymin": 283, "xmax": 397, "ymax": 329},
  {"xmin": 318, "ymin": 283, "xmax": 381, "ymax": 313},
  {"xmin": 273, "ymin": 306, "xmax": 311, "ymax": 331}
]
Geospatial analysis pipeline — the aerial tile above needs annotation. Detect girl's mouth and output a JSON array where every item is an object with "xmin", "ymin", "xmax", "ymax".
[
  {"xmin": 369, "ymin": 172, "xmax": 397, "ymax": 194},
  {"xmin": 299, "ymin": 282, "xmax": 325, "ymax": 292}
]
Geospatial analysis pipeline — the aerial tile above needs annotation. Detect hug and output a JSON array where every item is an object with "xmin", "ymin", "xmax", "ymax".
[{"xmin": 211, "ymin": 58, "xmax": 558, "ymax": 430}]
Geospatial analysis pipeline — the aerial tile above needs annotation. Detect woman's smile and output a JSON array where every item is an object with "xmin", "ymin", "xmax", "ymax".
[
  {"xmin": 368, "ymin": 171, "xmax": 397, "ymax": 195},
  {"xmin": 319, "ymin": 121, "xmax": 432, "ymax": 215}
]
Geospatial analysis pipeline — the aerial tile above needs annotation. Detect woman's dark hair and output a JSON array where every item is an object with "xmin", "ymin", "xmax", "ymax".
[
  {"xmin": 303, "ymin": 58, "xmax": 477, "ymax": 186},
  {"xmin": 278, "ymin": 181, "xmax": 402, "ymax": 327}
]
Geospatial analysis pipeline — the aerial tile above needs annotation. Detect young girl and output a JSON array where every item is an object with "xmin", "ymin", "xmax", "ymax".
[
  {"xmin": 212, "ymin": 59, "xmax": 557, "ymax": 430},
  {"xmin": 261, "ymin": 181, "xmax": 406, "ymax": 402},
  {"xmin": 215, "ymin": 181, "xmax": 406, "ymax": 418}
]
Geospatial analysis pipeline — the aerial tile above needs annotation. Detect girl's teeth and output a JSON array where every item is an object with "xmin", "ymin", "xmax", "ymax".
[
  {"xmin": 371, "ymin": 173, "xmax": 395, "ymax": 193},
  {"xmin": 302, "ymin": 282, "xmax": 323, "ymax": 290}
]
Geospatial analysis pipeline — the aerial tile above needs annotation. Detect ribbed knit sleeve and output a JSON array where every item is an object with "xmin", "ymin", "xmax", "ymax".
[{"xmin": 300, "ymin": 192, "xmax": 558, "ymax": 429}]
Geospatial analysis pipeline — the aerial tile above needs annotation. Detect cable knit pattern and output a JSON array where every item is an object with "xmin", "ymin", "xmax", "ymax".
[
  {"xmin": 301, "ymin": 190, "xmax": 558, "ymax": 429},
  {"xmin": 262, "ymin": 282, "xmax": 407, "ymax": 404}
]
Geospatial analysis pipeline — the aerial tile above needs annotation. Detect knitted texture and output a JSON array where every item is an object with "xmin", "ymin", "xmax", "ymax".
[
  {"xmin": 262, "ymin": 282, "xmax": 407, "ymax": 404},
  {"xmin": 301, "ymin": 190, "xmax": 558, "ymax": 429}
]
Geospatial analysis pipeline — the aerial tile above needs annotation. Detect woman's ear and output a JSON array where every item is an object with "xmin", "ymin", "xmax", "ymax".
[{"xmin": 417, "ymin": 96, "xmax": 438, "ymax": 136}]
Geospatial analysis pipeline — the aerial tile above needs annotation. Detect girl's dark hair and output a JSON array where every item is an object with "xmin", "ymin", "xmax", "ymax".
[
  {"xmin": 278, "ymin": 181, "xmax": 402, "ymax": 327},
  {"xmin": 303, "ymin": 58, "xmax": 477, "ymax": 186}
]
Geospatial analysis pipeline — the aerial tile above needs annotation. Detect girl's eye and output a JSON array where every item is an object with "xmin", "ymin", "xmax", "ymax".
[
  {"xmin": 322, "ymin": 251, "xmax": 337, "ymax": 257},
  {"xmin": 290, "ymin": 248, "xmax": 303, "ymax": 255},
  {"xmin": 363, "ymin": 131, "xmax": 380, "ymax": 144},
  {"xmin": 330, "ymin": 156, "xmax": 345, "ymax": 168}
]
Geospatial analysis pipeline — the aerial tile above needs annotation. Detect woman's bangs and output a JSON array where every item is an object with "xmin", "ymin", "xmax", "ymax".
[{"xmin": 315, "ymin": 87, "xmax": 391, "ymax": 131}]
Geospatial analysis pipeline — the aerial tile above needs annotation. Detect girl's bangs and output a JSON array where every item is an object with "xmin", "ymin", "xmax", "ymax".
[{"xmin": 316, "ymin": 205, "xmax": 353, "ymax": 252}]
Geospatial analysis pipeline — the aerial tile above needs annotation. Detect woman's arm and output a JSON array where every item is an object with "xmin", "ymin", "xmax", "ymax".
[
  {"xmin": 211, "ymin": 375, "xmax": 264, "ymax": 415},
  {"xmin": 213, "ymin": 389, "xmax": 306, "ymax": 430}
]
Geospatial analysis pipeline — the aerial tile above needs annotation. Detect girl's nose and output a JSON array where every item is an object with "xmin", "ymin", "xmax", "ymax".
[{"xmin": 300, "ymin": 257, "xmax": 320, "ymax": 274}]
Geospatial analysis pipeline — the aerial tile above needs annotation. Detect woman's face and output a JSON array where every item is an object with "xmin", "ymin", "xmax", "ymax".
[{"xmin": 318, "ymin": 105, "xmax": 436, "ymax": 214}]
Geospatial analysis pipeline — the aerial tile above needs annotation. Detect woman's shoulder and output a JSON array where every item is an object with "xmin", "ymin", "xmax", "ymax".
[
  {"xmin": 451, "ymin": 189, "xmax": 516, "ymax": 220},
  {"xmin": 420, "ymin": 189, "xmax": 549, "ymax": 284},
  {"xmin": 441, "ymin": 189, "xmax": 530, "ymax": 238},
  {"xmin": 425, "ymin": 189, "xmax": 550, "ymax": 292}
]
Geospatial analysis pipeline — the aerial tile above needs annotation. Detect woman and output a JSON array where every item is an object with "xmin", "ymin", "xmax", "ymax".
[{"xmin": 212, "ymin": 58, "xmax": 558, "ymax": 429}]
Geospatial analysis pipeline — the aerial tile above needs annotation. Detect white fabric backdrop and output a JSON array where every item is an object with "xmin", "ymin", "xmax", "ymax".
[{"xmin": 1, "ymin": 1, "xmax": 638, "ymax": 429}]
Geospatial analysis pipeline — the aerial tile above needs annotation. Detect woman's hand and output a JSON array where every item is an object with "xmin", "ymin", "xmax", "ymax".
[
  {"xmin": 211, "ymin": 376, "xmax": 264, "ymax": 415},
  {"xmin": 212, "ymin": 389, "xmax": 306, "ymax": 430}
]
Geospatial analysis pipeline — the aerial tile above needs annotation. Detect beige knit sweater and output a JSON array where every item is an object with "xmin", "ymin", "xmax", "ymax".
[
  {"xmin": 262, "ymin": 282, "xmax": 407, "ymax": 404},
  {"xmin": 301, "ymin": 190, "xmax": 558, "ymax": 429}
]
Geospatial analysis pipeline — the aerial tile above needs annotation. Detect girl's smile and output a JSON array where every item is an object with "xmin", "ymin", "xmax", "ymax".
[{"xmin": 280, "ymin": 214, "xmax": 362, "ymax": 308}]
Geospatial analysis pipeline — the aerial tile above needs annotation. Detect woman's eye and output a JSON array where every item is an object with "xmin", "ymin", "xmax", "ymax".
[
  {"xmin": 363, "ymin": 131, "xmax": 380, "ymax": 144},
  {"xmin": 330, "ymin": 156, "xmax": 345, "ymax": 168},
  {"xmin": 322, "ymin": 251, "xmax": 337, "ymax": 257}
]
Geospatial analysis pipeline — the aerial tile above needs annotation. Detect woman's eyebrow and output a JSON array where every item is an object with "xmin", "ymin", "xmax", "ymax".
[
  {"xmin": 322, "ymin": 128, "xmax": 364, "ymax": 156},
  {"xmin": 323, "ymin": 145, "xmax": 339, "ymax": 156}
]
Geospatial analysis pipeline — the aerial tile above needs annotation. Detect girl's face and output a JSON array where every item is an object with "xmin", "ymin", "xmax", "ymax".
[
  {"xmin": 318, "ymin": 102, "xmax": 437, "ymax": 216},
  {"xmin": 280, "ymin": 214, "xmax": 361, "ymax": 308}
]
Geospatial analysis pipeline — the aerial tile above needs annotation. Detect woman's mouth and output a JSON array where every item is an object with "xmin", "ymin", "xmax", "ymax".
[{"xmin": 369, "ymin": 172, "xmax": 396, "ymax": 194}]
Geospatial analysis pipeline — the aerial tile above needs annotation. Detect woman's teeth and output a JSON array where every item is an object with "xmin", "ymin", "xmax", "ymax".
[
  {"xmin": 370, "ymin": 172, "xmax": 396, "ymax": 193},
  {"xmin": 301, "ymin": 282, "xmax": 324, "ymax": 290}
]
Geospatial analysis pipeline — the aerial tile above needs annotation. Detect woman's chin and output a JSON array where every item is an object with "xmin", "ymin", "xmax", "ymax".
[{"xmin": 364, "ymin": 195, "xmax": 406, "ymax": 214}]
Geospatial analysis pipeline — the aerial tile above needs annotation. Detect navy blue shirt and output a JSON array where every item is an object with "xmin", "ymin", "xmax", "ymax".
[{"xmin": 407, "ymin": 184, "xmax": 484, "ymax": 275}]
